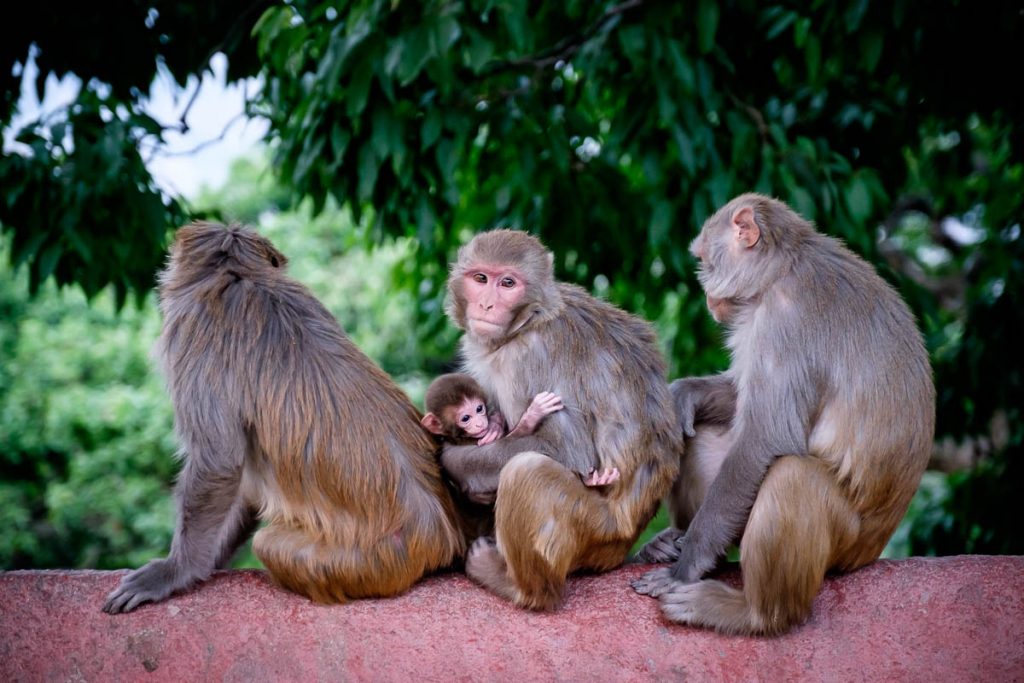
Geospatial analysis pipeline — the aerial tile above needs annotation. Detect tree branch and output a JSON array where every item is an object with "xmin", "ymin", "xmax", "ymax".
[{"xmin": 481, "ymin": 0, "xmax": 647, "ymax": 77}]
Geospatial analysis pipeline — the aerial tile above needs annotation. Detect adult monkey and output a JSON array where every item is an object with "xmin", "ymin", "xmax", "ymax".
[
  {"xmin": 633, "ymin": 193, "xmax": 935, "ymax": 636},
  {"xmin": 439, "ymin": 229, "xmax": 682, "ymax": 609},
  {"xmin": 103, "ymin": 222, "xmax": 464, "ymax": 613}
]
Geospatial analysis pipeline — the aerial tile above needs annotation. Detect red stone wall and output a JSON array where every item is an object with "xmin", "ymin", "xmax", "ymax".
[{"xmin": 2, "ymin": 556, "xmax": 1022, "ymax": 681}]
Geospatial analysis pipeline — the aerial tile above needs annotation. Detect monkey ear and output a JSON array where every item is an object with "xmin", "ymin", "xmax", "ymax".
[
  {"xmin": 420, "ymin": 413, "xmax": 446, "ymax": 435},
  {"xmin": 731, "ymin": 206, "xmax": 761, "ymax": 248}
]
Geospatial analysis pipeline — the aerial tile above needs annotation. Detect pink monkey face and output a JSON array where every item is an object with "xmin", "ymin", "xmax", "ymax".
[
  {"xmin": 462, "ymin": 266, "xmax": 527, "ymax": 339},
  {"xmin": 452, "ymin": 396, "xmax": 489, "ymax": 438}
]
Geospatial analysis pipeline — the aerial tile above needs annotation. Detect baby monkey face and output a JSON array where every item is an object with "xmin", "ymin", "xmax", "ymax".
[{"xmin": 451, "ymin": 396, "xmax": 489, "ymax": 438}]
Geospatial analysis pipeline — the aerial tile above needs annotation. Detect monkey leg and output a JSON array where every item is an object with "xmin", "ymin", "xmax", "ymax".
[
  {"xmin": 632, "ymin": 424, "xmax": 732, "ymax": 564},
  {"xmin": 473, "ymin": 452, "xmax": 629, "ymax": 610},
  {"xmin": 212, "ymin": 497, "xmax": 260, "ymax": 569},
  {"xmin": 103, "ymin": 435, "xmax": 247, "ymax": 613},
  {"xmin": 659, "ymin": 455, "xmax": 859, "ymax": 635}
]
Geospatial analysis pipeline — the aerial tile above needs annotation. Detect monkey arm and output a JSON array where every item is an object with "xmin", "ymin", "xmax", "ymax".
[
  {"xmin": 668, "ymin": 431, "xmax": 777, "ymax": 582},
  {"xmin": 440, "ymin": 434, "xmax": 552, "ymax": 504},
  {"xmin": 506, "ymin": 391, "xmax": 564, "ymax": 439},
  {"xmin": 669, "ymin": 369, "xmax": 809, "ymax": 583},
  {"xmin": 670, "ymin": 374, "xmax": 737, "ymax": 436}
]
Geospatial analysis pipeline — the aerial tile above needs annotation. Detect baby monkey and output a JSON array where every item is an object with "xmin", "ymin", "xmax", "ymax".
[{"xmin": 421, "ymin": 373, "xmax": 619, "ymax": 487}]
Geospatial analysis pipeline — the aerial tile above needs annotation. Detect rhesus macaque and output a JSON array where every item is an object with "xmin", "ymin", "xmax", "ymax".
[
  {"xmin": 633, "ymin": 193, "xmax": 935, "ymax": 636},
  {"xmin": 103, "ymin": 222, "xmax": 464, "ymax": 613},
  {"xmin": 439, "ymin": 229, "xmax": 682, "ymax": 610},
  {"xmin": 421, "ymin": 372, "xmax": 563, "ymax": 444},
  {"xmin": 421, "ymin": 373, "xmax": 620, "ymax": 488}
]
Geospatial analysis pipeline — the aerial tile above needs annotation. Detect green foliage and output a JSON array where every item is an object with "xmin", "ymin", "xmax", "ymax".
[
  {"xmin": 2, "ymin": 1, "xmax": 1022, "ymax": 563},
  {"xmin": 0, "ymin": 249, "xmax": 176, "ymax": 568},
  {"xmin": 0, "ymin": 169, "xmax": 450, "ymax": 570},
  {"xmin": 0, "ymin": 90, "xmax": 184, "ymax": 306},
  {"xmin": 0, "ymin": 1, "xmax": 271, "ymax": 302}
]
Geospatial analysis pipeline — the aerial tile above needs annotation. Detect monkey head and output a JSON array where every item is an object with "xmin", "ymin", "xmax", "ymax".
[
  {"xmin": 690, "ymin": 193, "xmax": 809, "ymax": 303},
  {"xmin": 446, "ymin": 229, "xmax": 563, "ymax": 344},
  {"xmin": 421, "ymin": 373, "xmax": 490, "ymax": 439},
  {"xmin": 163, "ymin": 222, "xmax": 289, "ymax": 291}
]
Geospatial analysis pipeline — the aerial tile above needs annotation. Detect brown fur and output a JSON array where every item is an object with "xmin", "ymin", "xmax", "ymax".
[
  {"xmin": 423, "ymin": 373, "xmax": 489, "ymax": 440},
  {"xmin": 103, "ymin": 222, "xmax": 464, "ymax": 613},
  {"xmin": 440, "ymin": 229, "xmax": 682, "ymax": 610},
  {"xmin": 425, "ymin": 373, "xmax": 487, "ymax": 419},
  {"xmin": 633, "ymin": 194, "xmax": 935, "ymax": 635}
]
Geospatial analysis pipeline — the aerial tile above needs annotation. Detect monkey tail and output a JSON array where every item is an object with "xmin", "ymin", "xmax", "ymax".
[{"xmin": 662, "ymin": 455, "xmax": 860, "ymax": 635}]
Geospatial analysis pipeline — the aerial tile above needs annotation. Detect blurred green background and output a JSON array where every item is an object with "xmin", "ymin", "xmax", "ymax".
[{"xmin": 1, "ymin": 1, "xmax": 1021, "ymax": 570}]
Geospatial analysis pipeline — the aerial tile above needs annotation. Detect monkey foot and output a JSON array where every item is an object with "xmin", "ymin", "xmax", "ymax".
[
  {"xmin": 630, "ymin": 528, "xmax": 683, "ymax": 563},
  {"xmin": 465, "ymin": 537, "xmax": 506, "ymax": 583},
  {"xmin": 630, "ymin": 566, "xmax": 683, "ymax": 598},
  {"xmin": 658, "ymin": 582, "xmax": 703, "ymax": 623}
]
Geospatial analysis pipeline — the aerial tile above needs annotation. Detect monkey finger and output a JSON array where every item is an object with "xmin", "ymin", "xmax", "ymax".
[
  {"xmin": 539, "ymin": 398, "xmax": 564, "ymax": 414},
  {"xmin": 587, "ymin": 468, "xmax": 616, "ymax": 486}
]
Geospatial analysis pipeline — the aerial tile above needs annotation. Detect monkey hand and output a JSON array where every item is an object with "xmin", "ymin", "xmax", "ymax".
[
  {"xmin": 630, "ymin": 567, "xmax": 683, "ymax": 598},
  {"xmin": 477, "ymin": 423, "xmax": 503, "ymax": 446},
  {"xmin": 582, "ymin": 467, "xmax": 620, "ymax": 487},
  {"xmin": 669, "ymin": 379, "xmax": 701, "ymax": 437},
  {"xmin": 528, "ymin": 391, "xmax": 564, "ymax": 417},
  {"xmin": 102, "ymin": 558, "xmax": 184, "ymax": 614},
  {"xmin": 477, "ymin": 411, "xmax": 505, "ymax": 445},
  {"xmin": 629, "ymin": 527, "xmax": 684, "ymax": 563}
]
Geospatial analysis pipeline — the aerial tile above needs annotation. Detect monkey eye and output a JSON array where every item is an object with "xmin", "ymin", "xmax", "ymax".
[
  {"xmin": 499, "ymin": 276, "xmax": 516, "ymax": 288},
  {"xmin": 269, "ymin": 255, "xmax": 280, "ymax": 268},
  {"xmin": 472, "ymin": 273, "xmax": 488, "ymax": 284},
  {"xmin": 460, "ymin": 415, "xmax": 471, "ymax": 423},
  {"xmin": 475, "ymin": 404, "xmax": 484, "ymax": 414}
]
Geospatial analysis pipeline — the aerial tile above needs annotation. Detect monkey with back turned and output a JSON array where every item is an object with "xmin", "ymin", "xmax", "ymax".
[{"xmin": 103, "ymin": 222, "xmax": 465, "ymax": 613}]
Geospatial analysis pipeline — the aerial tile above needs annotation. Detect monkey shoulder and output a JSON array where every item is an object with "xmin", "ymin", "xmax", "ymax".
[{"xmin": 555, "ymin": 284, "xmax": 659, "ymax": 342}]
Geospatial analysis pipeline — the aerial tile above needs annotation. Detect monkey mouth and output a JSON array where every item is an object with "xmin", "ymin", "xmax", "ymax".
[{"xmin": 467, "ymin": 317, "xmax": 504, "ymax": 335}]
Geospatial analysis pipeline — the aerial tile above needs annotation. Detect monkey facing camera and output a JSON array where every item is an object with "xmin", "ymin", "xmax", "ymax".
[
  {"xmin": 633, "ymin": 193, "xmax": 935, "ymax": 636},
  {"xmin": 438, "ymin": 229, "xmax": 682, "ymax": 610}
]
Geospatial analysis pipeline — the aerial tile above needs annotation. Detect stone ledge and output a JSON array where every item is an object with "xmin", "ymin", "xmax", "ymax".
[{"xmin": 1, "ymin": 556, "xmax": 1022, "ymax": 681}]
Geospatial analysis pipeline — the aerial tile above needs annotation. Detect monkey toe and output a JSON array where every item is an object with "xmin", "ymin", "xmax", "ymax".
[
  {"xmin": 631, "ymin": 567, "xmax": 680, "ymax": 598},
  {"xmin": 466, "ymin": 536, "xmax": 498, "ymax": 564},
  {"xmin": 660, "ymin": 587, "xmax": 700, "ymax": 624}
]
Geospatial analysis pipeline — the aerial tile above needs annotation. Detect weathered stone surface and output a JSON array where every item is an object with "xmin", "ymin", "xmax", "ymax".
[{"xmin": 1, "ymin": 556, "xmax": 1022, "ymax": 682}]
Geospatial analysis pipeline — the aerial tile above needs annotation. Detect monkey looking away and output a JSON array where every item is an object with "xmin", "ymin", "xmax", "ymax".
[
  {"xmin": 103, "ymin": 222, "xmax": 464, "ymax": 613},
  {"xmin": 421, "ymin": 373, "xmax": 620, "ymax": 489},
  {"xmin": 633, "ymin": 193, "xmax": 935, "ymax": 636}
]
